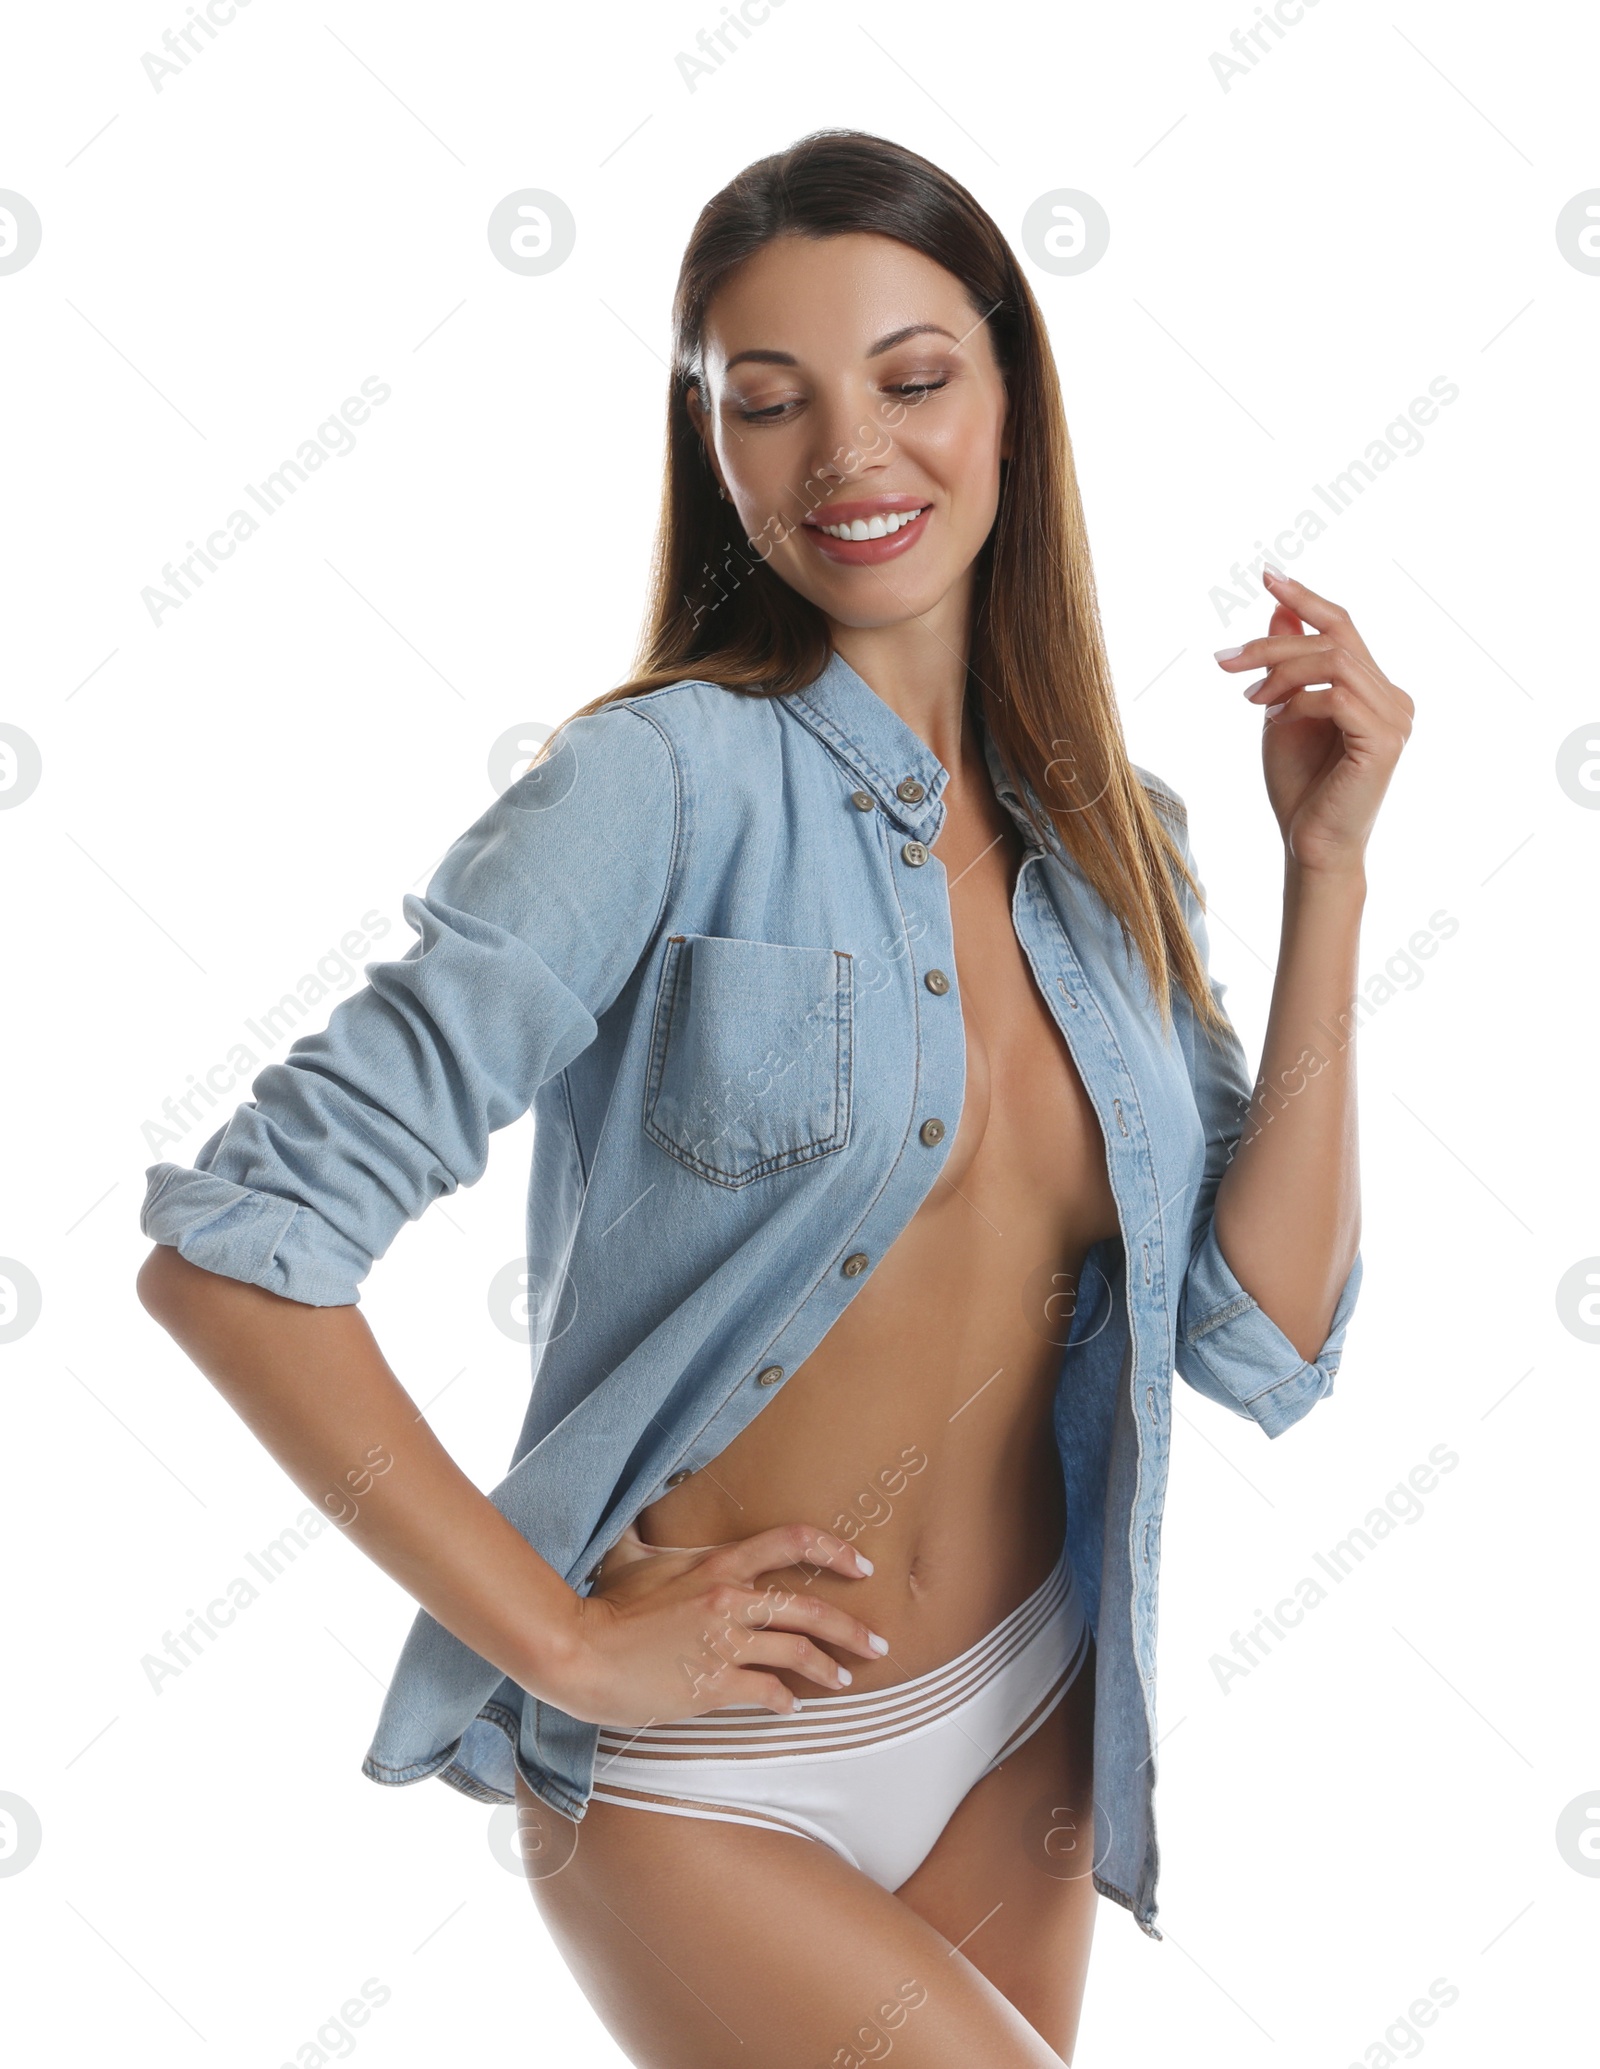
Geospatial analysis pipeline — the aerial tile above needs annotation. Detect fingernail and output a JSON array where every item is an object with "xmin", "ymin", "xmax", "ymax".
[
  {"xmin": 1214, "ymin": 645, "xmax": 1244, "ymax": 661},
  {"xmin": 869, "ymin": 1631, "xmax": 889, "ymax": 1654},
  {"xmin": 1263, "ymin": 565, "xmax": 1284, "ymax": 583},
  {"xmin": 854, "ymin": 1551, "xmax": 874, "ymax": 1575},
  {"xmin": 1241, "ymin": 676, "xmax": 1268, "ymax": 699},
  {"xmin": 837, "ymin": 1665, "xmax": 853, "ymax": 1685}
]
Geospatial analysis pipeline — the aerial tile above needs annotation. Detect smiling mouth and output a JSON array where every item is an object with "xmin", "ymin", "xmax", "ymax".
[
  {"xmin": 809, "ymin": 504, "xmax": 931, "ymax": 542},
  {"xmin": 798, "ymin": 499, "xmax": 934, "ymax": 564}
]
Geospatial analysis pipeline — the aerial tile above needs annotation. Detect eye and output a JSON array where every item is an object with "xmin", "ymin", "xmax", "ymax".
[
  {"xmin": 738, "ymin": 399, "xmax": 796, "ymax": 423},
  {"xmin": 893, "ymin": 377, "xmax": 949, "ymax": 398}
]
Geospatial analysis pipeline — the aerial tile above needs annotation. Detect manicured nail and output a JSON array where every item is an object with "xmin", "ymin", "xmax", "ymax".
[
  {"xmin": 1263, "ymin": 565, "xmax": 1284, "ymax": 583},
  {"xmin": 1214, "ymin": 645, "xmax": 1244, "ymax": 661},
  {"xmin": 868, "ymin": 1631, "xmax": 889, "ymax": 1654},
  {"xmin": 837, "ymin": 1665, "xmax": 853, "ymax": 1685},
  {"xmin": 1241, "ymin": 676, "xmax": 1268, "ymax": 698},
  {"xmin": 854, "ymin": 1551, "xmax": 873, "ymax": 1575}
]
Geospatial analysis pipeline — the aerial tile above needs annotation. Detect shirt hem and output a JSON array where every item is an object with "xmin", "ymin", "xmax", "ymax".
[
  {"xmin": 1093, "ymin": 1871, "xmax": 1163, "ymax": 1941},
  {"xmin": 360, "ymin": 1698, "xmax": 587, "ymax": 1821}
]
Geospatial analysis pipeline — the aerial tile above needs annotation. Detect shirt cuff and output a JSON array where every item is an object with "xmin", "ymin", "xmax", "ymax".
[
  {"xmin": 140, "ymin": 1162, "xmax": 370, "ymax": 1308},
  {"xmin": 1177, "ymin": 1225, "xmax": 1362, "ymax": 1440}
]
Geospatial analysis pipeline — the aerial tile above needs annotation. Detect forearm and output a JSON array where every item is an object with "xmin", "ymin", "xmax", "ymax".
[
  {"xmin": 134, "ymin": 1242, "xmax": 586, "ymax": 1704},
  {"xmin": 1211, "ymin": 856, "xmax": 1364, "ymax": 1362}
]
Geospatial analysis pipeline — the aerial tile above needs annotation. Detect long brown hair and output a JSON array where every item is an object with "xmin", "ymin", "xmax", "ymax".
[{"xmin": 564, "ymin": 128, "xmax": 1228, "ymax": 1039}]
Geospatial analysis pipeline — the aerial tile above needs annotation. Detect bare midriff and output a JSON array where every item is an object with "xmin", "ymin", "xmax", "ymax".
[{"xmin": 631, "ymin": 781, "xmax": 1122, "ymax": 1701}]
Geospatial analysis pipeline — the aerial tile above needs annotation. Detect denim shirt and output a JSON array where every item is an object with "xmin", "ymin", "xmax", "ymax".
[{"xmin": 139, "ymin": 648, "xmax": 1361, "ymax": 1939}]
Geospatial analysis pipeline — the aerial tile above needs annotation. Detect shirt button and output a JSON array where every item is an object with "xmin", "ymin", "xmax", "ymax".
[
  {"xmin": 924, "ymin": 968, "xmax": 950, "ymax": 994},
  {"xmin": 665, "ymin": 1468, "xmax": 692, "ymax": 1487},
  {"xmin": 850, "ymin": 790, "xmax": 875, "ymax": 812},
  {"xmin": 902, "ymin": 840, "xmax": 929, "ymax": 867},
  {"xmin": 896, "ymin": 778, "xmax": 926, "ymax": 803},
  {"xmin": 755, "ymin": 1364, "xmax": 784, "ymax": 1387},
  {"xmin": 586, "ymin": 1562, "xmax": 603, "ymax": 1583},
  {"xmin": 841, "ymin": 1252, "xmax": 869, "ymax": 1278},
  {"xmin": 919, "ymin": 1117, "xmax": 946, "ymax": 1146}
]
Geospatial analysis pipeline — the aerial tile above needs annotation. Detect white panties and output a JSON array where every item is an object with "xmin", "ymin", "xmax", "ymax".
[{"xmin": 589, "ymin": 1529, "xmax": 1089, "ymax": 1892}]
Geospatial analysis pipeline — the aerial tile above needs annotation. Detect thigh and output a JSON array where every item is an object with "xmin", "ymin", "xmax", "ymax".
[
  {"xmin": 513, "ymin": 1772, "xmax": 1070, "ymax": 2069},
  {"xmin": 894, "ymin": 1629, "xmax": 1098, "ymax": 2061}
]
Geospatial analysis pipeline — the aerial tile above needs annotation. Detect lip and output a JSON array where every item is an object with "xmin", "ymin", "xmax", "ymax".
[{"xmin": 800, "ymin": 495, "xmax": 933, "ymax": 566}]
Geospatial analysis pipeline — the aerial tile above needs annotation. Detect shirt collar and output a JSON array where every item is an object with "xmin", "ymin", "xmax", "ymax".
[
  {"xmin": 782, "ymin": 646, "xmax": 1060, "ymax": 858},
  {"xmin": 782, "ymin": 647, "xmax": 951, "ymax": 837}
]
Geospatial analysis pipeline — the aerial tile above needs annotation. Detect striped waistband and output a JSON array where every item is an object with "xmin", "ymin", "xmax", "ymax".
[{"xmin": 596, "ymin": 1534, "xmax": 1079, "ymax": 1761}]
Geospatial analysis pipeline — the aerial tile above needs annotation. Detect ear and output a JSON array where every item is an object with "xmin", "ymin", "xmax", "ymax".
[{"xmin": 685, "ymin": 378, "xmax": 726, "ymax": 494}]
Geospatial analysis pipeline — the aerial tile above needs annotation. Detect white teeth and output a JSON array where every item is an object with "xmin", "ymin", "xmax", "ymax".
[{"xmin": 817, "ymin": 506, "xmax": 926, "ymax": 541}]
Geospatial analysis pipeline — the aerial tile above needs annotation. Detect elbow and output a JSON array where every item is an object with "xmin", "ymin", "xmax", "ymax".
[
  {"xmin": 136, "ymin": 1241, "xmax": 183, "ymax": 1324},
  {"xmin": 1210, "ymin": 1213, "xmax": 1361, "ymax": 1368},
  {"xmin": 136, "ymin": 1241, "xmax": 223, "ymax": 1330}
]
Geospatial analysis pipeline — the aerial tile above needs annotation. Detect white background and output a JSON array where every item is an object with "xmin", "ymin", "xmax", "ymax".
[{"xmin": 2, "ymin": 0, "xmax": 1596, "ymax": 2062}]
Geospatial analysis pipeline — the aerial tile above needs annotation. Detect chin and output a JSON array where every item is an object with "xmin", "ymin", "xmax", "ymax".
[
  {"xmin": 848, "ymin": 590, "xmax": 958, "ymax": 630},
  {"xmin": 794, "ymin": 568, "xmax": 963, "ymax": 629}
]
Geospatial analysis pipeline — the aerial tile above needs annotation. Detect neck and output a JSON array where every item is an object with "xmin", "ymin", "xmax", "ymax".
[{"xmin": 825, "ymin": 579, "xmax": 975, "ymax": 777}]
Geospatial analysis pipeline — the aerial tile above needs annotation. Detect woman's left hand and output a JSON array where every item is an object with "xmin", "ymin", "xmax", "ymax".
[{"xmin": 1214, "ymin": 566, "xmax": 1413, "ymax": 875}]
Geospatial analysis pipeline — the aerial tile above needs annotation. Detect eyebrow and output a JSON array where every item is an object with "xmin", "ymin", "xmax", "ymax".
[{"xmin": 722, "ymin": 322, "xmax": 960, "ymax": 374}]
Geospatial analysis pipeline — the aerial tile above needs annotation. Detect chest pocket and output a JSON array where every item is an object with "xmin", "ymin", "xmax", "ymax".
[{"xmin": 643, "ymin": 934, "xmax": 854, "ymax": 1188}]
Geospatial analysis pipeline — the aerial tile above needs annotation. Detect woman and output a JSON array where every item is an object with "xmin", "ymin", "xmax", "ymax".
[{"xmin": 136, "ymin": 131, "xmax": 1404, "ymax": 2065}]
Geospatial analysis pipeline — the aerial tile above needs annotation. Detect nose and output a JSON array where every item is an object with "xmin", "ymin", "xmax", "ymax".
[{"xmin": 799, "ymin": 377, "xmax": 892, "ymax": 503}]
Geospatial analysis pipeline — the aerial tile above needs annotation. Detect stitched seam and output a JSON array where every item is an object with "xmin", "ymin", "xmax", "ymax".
[
  {"xmin": 641, "ymin": 935, "xmax": 687, "ymax": 1150},
  {"xmin": 643, "ymin": 1129, "xmax": 854, "ymax": 1189},
  {"xmin": 1185, "ymin": 1290, "xmax": 1257, "ymax": 1341},
  {"xmin": 835, "ymin": 946, "xmax": 854, "ymax": 1148},
  {"xmin": 620, "ymin": 702, "xmax": 684, "ymax": 946},
  {"xmin": 641, "ymin": 941, "xmax": 854, "ymax": 1186},
  {"xmin": 1235, "ymin": 1363, "xmax": 1321, "ymax": 1409}
]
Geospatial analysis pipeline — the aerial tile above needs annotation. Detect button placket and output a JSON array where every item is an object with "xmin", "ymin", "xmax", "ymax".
[{"xmin": 735, "ymin": 743, "xmax": 958, "ymax": 1490}]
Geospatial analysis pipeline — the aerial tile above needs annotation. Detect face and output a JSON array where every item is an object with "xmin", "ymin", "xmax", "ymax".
[{"xmin": 687, "ymin": 232, "xmax": 1012, "ymax": 636}]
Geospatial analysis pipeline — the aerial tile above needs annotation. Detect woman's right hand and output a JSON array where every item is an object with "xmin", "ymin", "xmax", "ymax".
[{"xmin": 550, "ymin": 1521, "xmax": 890, "ymax": 1727}]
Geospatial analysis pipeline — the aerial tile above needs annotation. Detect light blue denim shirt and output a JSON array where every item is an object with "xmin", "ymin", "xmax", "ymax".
[{"xmin": 139, "ymin": 649, "xmax": 1361, "ymax": 1938}]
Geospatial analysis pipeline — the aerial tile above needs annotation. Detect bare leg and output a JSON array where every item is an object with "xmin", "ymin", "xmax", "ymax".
[
  {"xmin": 896, "ymin": 1629, "xmax": 1098, "ymax": 2059},
  {"xmin": 512, "ymin": 1634, "xmax": 1097, "ymax": 2067}
]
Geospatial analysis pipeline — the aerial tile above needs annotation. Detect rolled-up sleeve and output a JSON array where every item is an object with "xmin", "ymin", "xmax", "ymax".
[
  {"xmin": 139, "ymin": 704, "xmax": 679, "ymax": 1306},
  {"xmin": 1159, "ymin": 793, "xmax": 1363, "ymax": 1439}
]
